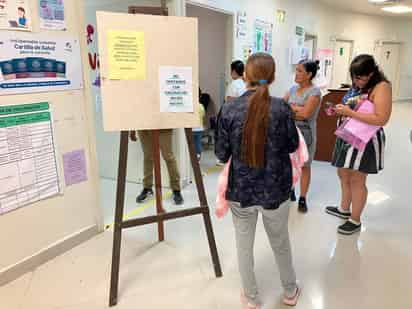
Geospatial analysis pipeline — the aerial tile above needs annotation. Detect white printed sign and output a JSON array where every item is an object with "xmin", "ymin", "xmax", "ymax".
[{"xmin": 159, "ymin": 66, "xmax": 194, "ymax": 113}]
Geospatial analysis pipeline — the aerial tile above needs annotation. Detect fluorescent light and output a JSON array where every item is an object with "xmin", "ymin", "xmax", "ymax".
[
  {"xmin": 382, "ymin": 5, "xmax": 412, "ymax": 13},
  {"xmin": 368, "ymin": 0, "xmax": 392, "ymax": 3}
]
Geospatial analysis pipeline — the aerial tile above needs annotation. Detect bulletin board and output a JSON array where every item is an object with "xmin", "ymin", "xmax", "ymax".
[
  {"xmin": 0, "ymin": 0, "xmax": 101, "ymax": 284},
  {"xmin": 96, "ymin": 11, "xmax": 199, "ymax": 131}
]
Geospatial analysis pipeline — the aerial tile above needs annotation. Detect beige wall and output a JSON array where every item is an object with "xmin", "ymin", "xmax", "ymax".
[{"xmin": 0, "ymin": 0, "xmax": 101, "ymax": 279}]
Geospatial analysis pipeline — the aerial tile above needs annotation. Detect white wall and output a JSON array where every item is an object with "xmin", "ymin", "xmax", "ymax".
[
  {"xmin": 187, "ymin": 0, "xmax": 412, "ymax": 100},
  {"xmin": 187, "ymin": 4, "xmax": 229, "ymax": 107},
  {"xmin": 0, "ymin": 0, "xmax": 101, "ymax": 281},
  {"xmin": 396, "ymin": 20, "xmax": 412, "ymax": 100}
]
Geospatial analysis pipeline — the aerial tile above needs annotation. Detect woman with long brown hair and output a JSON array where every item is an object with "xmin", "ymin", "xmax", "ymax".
[{"xmin": 215, "ymin": 53, "xmax": 301, "ymax": 308}]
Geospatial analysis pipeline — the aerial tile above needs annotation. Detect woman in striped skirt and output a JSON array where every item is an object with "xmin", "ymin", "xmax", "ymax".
[{"xmin": 326, "ymin": 55, "xmax": 392, "ymax": 235}]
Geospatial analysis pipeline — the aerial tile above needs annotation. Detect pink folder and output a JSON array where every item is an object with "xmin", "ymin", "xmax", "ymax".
[{"xmin": 335, "ymin": 100, "xmax": 381, "ymax": 151}]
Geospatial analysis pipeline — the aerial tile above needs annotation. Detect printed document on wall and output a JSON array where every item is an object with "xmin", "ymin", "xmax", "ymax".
[
  {"xmin": 0, "ymin": 0, "xmax": 32, "ymax": 31},
  {"xmin": 0, "ymin": 102, "xmax": 61, "ymax": 215},
  {"xmin": 159, "ymin": 66, "xmax": 193, "ymax": 113},
  {"xmin": 39, "ymin": 0, "xmax": 66, "ymax": 31},
  {"xmin": 0, "ymin": 32, "xmax": 83, "ymax": 95}
]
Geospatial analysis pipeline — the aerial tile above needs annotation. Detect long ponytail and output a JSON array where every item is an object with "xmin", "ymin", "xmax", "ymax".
[{"xmin": 242, "ymin": 53, "xmax": 276, "ymax": 168}]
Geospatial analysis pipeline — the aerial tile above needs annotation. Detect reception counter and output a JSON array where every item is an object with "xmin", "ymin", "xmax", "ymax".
[{"xmin": 315, "ymin": 88, "xmax": 349, "ymax": 162}]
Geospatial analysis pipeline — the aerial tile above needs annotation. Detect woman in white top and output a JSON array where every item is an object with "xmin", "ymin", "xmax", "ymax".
[{"xmin": 226, "ymin": 60, "xmax": 247, "ymax": 103}]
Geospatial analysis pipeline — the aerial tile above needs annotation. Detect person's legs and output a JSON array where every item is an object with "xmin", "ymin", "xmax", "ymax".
[
  {"xmin": 298, "ymin": 166, "xmax": 311, "ymax": 212},
  {"xmin": 348, "ymin": 170, "xmax": 368, "ymax": 222},
  {"xmin": 192, "ymin": 131, "xmax": 203, "ymax": 156},
  {"xmin": 159, "ymin": 129, "xmax": 181, "ymax": 191},
  {"xmin": 138, "ymin": 130, "xmax": 154, "ymax": 189},
  {"xmin": 337, "ymin": 170, "xmax": 367, "ymax": 234},
  {"xmin": 326, "ymin": 168, "xmax": 352, "ymax": 219},
  {"xmin": 338, "ymin": 168, "xmax": 352, "ymax": 212},
  {"xmin": 230, "ymin": 202, "xmax": 260, "ymax": 307},
  {"xmin": 261, "ymin": 202, "xmax": 297, "ymax": 298},
  {"xmin": 299, "ymin": 166, "xmax": 311, "ymax": 198}
]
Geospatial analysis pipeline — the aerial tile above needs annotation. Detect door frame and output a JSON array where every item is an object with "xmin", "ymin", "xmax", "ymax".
[
  {"xmin": 185, "ymin": 1, "xmax": 234, "ymax": 107},
  {"xmin": 305, "ymin": 33, "xmax": 318, "ymax": 59},
  {"xmin": 375, "ymin": 40, "xmax": 402, "ymax": 100},
  {"xmin": 331, "ymin": 38, "xmax": 354, "ymax": 88}
]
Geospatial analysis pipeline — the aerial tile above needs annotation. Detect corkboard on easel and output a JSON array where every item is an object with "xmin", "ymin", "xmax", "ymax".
[{"xmin": 96, "ymin": 11, "xmax": 200, "ymax": 131}]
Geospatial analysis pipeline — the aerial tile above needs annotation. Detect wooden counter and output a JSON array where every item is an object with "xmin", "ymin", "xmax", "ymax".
[{"xmin": 315, "ymin": 88, "xmax": 349, "ymax": 162}]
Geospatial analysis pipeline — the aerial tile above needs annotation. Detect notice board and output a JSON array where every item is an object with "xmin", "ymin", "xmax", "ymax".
[{"xmin": 96, "ymin": 12, "xmax": 199, "ymax": 131}]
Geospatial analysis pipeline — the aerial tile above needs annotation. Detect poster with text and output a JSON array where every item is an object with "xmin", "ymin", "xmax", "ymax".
[
  {"xmin": 39, "ymin": 0, "xmax": 66, "ymax": 31},
  {"xmin": 315, "ymin": 48, "xmax": 334, "ymax": 89},
  {"xmin": 0, "ymin": 102, "xmax": 60, "ymax": 215},
  {"xmin": 0, "ymin": 32, "xmax": 83, "ymax": 95},
  {"xmin": 0, "ymin": 0, "xmax": 32, "ymax": 31},
  {"xmin": 236, "ymin": 11, "xmax": 247, "ymax": 40},
  {"xmin": 254, "ymin": 19, "xmax": 273, "ymax": 54},
  {"xmin": 159, "ymin": 66, "xmax": 193, "ymax": 113}
]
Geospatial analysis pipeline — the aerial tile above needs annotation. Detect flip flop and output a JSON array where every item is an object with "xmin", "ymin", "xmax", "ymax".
[{"xmin": 283, "ymin": 286, "xmax": 301, "ymax": 307}]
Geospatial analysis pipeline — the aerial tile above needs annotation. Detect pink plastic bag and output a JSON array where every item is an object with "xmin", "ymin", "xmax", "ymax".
[
  {"xmin": 290, "ymin": 128, "xmax": 309, "ymax": 187},
  {"xmin": 215, "ymin": 159, "xmax": 231, "ymax": 218},
  {"xmin": 335, "ymin": 100, "xmax": 380, "ymax": 151},
  {"xmin": 215, "ymin": 128, "xmax": 308, "ymax": 219}
]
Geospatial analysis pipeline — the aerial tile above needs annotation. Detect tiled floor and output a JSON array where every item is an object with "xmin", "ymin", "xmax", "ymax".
[{"xmin": 1, "ymin": 102, "xmax": 412, "ymax": 309}]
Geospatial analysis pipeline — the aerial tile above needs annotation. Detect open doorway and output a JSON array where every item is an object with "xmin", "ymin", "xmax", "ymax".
[
  {"xmin": 185, "ymin": 2, "xmax": 233, "ymax": 166},
  {"xmin": 186, "ymin": 3, "xmax": 233, "ymax": 110},
  {"xmin": 332, "ymin": 39, "xmax": 354, "ymax": 88}
]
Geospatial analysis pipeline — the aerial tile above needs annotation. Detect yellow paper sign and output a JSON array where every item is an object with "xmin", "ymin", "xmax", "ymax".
[{"xmin": 107, "ymin": 30, "xmax": 146, "ymax": 80}]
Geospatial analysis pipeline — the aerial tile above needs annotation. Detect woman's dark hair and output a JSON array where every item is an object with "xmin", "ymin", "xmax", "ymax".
[
  {"xmin": 231, "ymin": 60, "xmax": 245, "ymax": 77},
  {"xmin": 200, "ymin": 92, "xmax": 211, "ymax": 111},
  {"xmin": 350, "ymin": 54, "xmax": 389, "ymax": 93},
  {"xmin": 18, "ymin": 7, "xmax": 25, "ymax": 14},
  {"xmin": 242, "ymin": 53, "xmax": 275, "ymax": 168},
  {"xmin": 299, "ymin": 59, "xmax": 320, "ymax": 80}
]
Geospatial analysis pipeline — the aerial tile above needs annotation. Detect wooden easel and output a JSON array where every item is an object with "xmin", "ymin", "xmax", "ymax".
[{"xmin": 108, "ymin": 4, "xmax": 222, "ymax": 307}]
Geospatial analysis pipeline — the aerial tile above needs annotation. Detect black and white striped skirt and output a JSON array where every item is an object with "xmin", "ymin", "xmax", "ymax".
[{"xmin": 331, "ymin": 128, "xmax": 385, "ymax": 174}]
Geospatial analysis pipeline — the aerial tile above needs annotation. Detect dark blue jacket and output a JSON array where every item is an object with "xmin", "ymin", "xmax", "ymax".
[{"xmin": 215, "ymin": 90, "xmax": 299, "ymax": 209}]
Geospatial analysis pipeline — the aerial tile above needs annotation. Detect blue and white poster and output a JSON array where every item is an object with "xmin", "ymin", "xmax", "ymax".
[
  {"xmin": 39, "ymin": 0, "xmax": 66, "ymax": 31},
  {"xmin": 0, "ymin": 0, "xmax": 32, "ymax": 31},
  {"xmin": 0, "ymin": 32, "xmax": 83, "ymax": 95}
]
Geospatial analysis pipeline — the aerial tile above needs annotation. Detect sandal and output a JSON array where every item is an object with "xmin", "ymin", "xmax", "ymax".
[
  {"xmin": 283, "ymin": 286, "xmax": 301, "ymax": 307},
  {"xmin": 240, "ymin": 291, "xmax": 261, "ymax": 309}
]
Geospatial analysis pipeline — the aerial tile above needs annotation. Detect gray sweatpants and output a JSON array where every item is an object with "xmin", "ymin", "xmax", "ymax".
[{"xmin": 230, "ymin": 201, "xmax": 297, "ymax": 306}]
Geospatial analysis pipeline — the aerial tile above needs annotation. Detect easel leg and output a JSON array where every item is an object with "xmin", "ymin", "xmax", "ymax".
[
  {"xmin": 152, "ymin": 130, "xmax": 165, "ymax": 242},
  {"xmin": 109, "ymin": 131, "xmax": 129, "ymax": 307},
  {"xmin": 185, "ymin": 128, "xmax": 223, "ymax": 277}
]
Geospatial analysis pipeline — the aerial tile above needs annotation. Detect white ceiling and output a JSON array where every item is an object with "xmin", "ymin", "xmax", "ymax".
[{"xmin": 318, "ymin": 0, "xmax": 412, "ymax": 17}]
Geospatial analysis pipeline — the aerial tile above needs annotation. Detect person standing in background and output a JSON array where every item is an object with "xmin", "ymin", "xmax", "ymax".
[
  {"xmin": 216, "ymin": 60, "xmax": 247, "ymax": 166},
  {"xmin": 193, "ymin": 95, "xmax": 206, "ymax": 161},
  {"xmin": 226, "ymin": 60, "xmax": 247, "ymax": 103},
  {"xmin": 284, "ymin": 60, "xmax": 321, "ymax": 213},
  {"xmin": 130, "ymin": 130, "xmax": 184, "ymax": 205}
]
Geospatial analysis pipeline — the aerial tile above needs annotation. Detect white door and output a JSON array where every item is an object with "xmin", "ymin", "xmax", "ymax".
[
  {"xmin": 304, "ymin": 37, "xmax": 316, "ymax": 60},
  {"xmin": 378, "ymin": 43, "xmax": 400, "ymax": 99},
  {"xmin": 332, "ymin": 40, "xmax": 353, "ymax": 88}
]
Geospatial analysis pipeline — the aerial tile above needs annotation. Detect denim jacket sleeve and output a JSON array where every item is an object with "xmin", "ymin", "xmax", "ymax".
[{"xmin": 215, "ymin": 104, "xmax": 231, "ymax": 163}]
